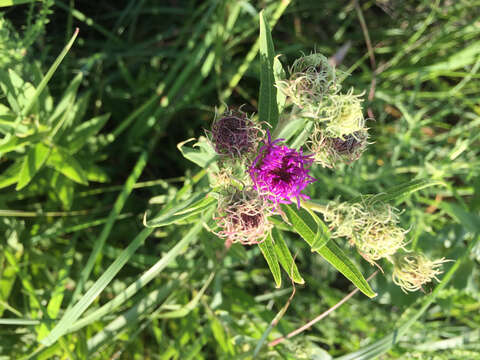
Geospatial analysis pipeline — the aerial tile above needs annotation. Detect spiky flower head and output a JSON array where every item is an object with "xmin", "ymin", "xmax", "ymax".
[
  {"xmin": 320, "ymin": 89, "xmax": 366, "ymax": 138},
  {"xmin": 389, "ymin": 251, "xmax": 448, "ymax": 292},
  {"xmin": 276, "ymin": 53, "xmax": 339, "ymax": 110},
  {"xmin": 308, "ymin": 129, "xmax": 369, "ymax": 168},
  {"xmin": 208, "ymin": 109, "xmax": 262, "ymax": 159},
  {"xmin": 249, "ymin": 132, "xmax": 316, "ymax": 207},
  {"xmin": 324, "ymin": 197, "xmax": 407, "ymax": 264},
  {"xmin": 215, "ymin": 187, "xmax": 273, "ymax": 245}
]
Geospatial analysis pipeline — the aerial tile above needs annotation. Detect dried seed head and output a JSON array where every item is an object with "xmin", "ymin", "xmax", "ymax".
[
  {"xmin": 390, "ymin": 251, "xmax": 449, "ymax": 292},
  {"xmin": 324, "ymin": 197, "xmax": 407, "ymax": 265},
  {"xmin": 215, "ymin": 187, "xmax": 273, "ymax": 245},
  {"xmin": 207, "ymin": 109, "xmax": 262, "ymax": 159},
  {"xmin": 308, "ymin": 128, "xmax": 369, "ymax": 168}
]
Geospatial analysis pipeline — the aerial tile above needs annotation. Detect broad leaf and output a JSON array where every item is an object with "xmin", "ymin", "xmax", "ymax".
[
  {"xmin": 64, "ymin": 113, "xmax": 110, "ymax": 153},
  {"xmin": 47, "ymin": 147, "xmax": 88, "ymax": 185},
  {"xmin": 16, "ymin": 142, "xmax": 51, "ymax": 190},
  {"xmin": 177, "ymin": 137, "xmax": 217, "ymax": 170}
]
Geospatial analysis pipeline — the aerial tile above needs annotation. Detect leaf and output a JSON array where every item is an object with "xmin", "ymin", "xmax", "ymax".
[
  {"xmin": 0, "ymin": 0, "xmax": 38, "ymax": 7},
  {"xmin": 63, "ymin": 113, "xmax": 110, "ymax": 153},
  {"xmin": 0, "ymin": 161, "xmax": 22, "ymax": 189},
  {"xmin": 177, "ymin": 137, "xmax": 217, "ymax": 169},
  {"xmin": 258, "ymin": 233, "xmax": 282, "ymax": 288},
  {"xmin": 47, "ymin": 72, "xmax": 83, "ymax": 127},
  {"xmin": 144, "ymin": 191, "xmax": 214, "ymax": 228},
  {"xmin": 273, "ymin": 56, "xmax": 286, "ymax": 115},
  {"xmin": 22, "ymin": 28, "xmax": 79, "ymax": 117},
  {"xmin": 50, "ymin": 173, "xmax": 75, "ymax": 210},
  {"xmin": 47, "ymin": 147, "xmax": 88, "ymax": 185},
  {"xmin": 0, "ymin": 68, "xmax": 35, "ymax": 114},
  {"xmin": 439, "ymin": 202, "xmax": 480, "ymax": 233},
  {"xmin": 16, "ymin": 142, "xmax": 51, "ymax": 190},
  {"xmin": 304, "ymin": 207, "xmax": 331, "ymax": 252},
  {"xmin": 369, "ymin": 178, "xmax": 445, "ymax": 203},
  {"xmin": 258, "ymin": 10, "xmax": 279, "ymax": 128},
  {"xmin": 271, "ymin": 228, "xmax": 304, "ymax": 284},
  {"xmin": 282, "ymin": 204, "xmax": 376, "ymax": 298},
  {"xmin": 0, "ymin": 131, "xmax": 48, "ymax": 156}
]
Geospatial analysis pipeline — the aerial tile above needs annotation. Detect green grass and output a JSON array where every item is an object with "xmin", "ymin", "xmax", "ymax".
[{"xmin": 0, "ymin": 1, "xmax": 479, "ymax": 359}]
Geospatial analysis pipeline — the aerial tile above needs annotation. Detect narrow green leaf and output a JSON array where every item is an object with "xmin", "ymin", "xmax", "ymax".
[
  {"xmin": 47, "ymin": 147, "xmax": 88, "ymax": 185},
  {"xmin": 282, "ymin": 204, "xmax": 376, "ymax": 298},
  {"xmin": 271, "ymin": 228, "xmax": 304, "ymax": 284},
  {"xmin": 258, "ymin": 10, "xmax": 279, "ymax": 128},
  {"xmin": 64, "ymin": 113, "xmax": 110, "ymax": 153},
  {"xmin": 369, "ymin": 178, "xmax": 445, "ymax": 203},
  {"xmin": 47, "ymin": 73, "xmax": 83, "ymax": 128},
  {"xmin": 144, "ymin": 191, "xmax": 212, "ymax": 228},
  {"xmin": 22, "ymin": 28, "xmax": 79, "ymax": 117},
  {"xmin": 16, "ymin": 142, "xmax": 51, "ymax": 190},
  {"xmin": 273, "ymin": 56, "xmax": 286, "ymax": 114},
  {"xmin": 0, "ymin": 0, "xmax": 38, "ymax": 6},
  {"xmin": 304, "ymin": 206, "xmax": 331, "ymax": 252},
  {"xmin": 439, "ymin": 202, "xmax": 480, "ymax": 233},
  {"xmin": 67, "ymin": 218, "xmax": 204, "ymax": 333},
  {"xmin": 259, "ymin": 233, "xmax": 282, "ymax": 288},
  {"xmin": 39, "ymin": 226, "xmax": 153, "ymax": 346}
]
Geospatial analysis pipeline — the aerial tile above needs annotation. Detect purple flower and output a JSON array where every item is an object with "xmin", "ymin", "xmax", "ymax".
[{"xmin": 249, "ymin": 132, "xmax": 316, "ymax": 207}]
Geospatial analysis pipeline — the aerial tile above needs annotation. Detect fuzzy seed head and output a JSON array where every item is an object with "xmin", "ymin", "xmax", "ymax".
[
  {"xmin": 390, "ymin": 252, "xmax": 448, "ymax": 292},
  {"xmin": 324, "ymin": 197, "xmax": 407, "ymax": 264},
  {"xmin": 215, "ymin": 188, "xmax": 273, "ymax": 245},
  {"xmin": 276, "ymin": 53, "xmax": 339, "ymax": 111},
  {"xmin": 321, "ymin": 90, "xmax": 365, "ymax": 138},
  {"xmin": 249, "ymin": 132, "xmax": 316, "ymax": 207},
  {"xmin": 208, "ymin": 110, "xmax": 262, "ymax": 159},
  {"xmin": 308, "ymin": 129, "xmax": 368, "ymax": 168}
]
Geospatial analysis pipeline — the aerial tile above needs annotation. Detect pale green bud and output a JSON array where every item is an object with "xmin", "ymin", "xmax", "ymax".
[
  {"xmin": 323, "ymin": 197, "xmax": 407, "ymax": 265},
  {"xmin": 390, "ymin": 251, "xmax": 448, "ymax": 292}
]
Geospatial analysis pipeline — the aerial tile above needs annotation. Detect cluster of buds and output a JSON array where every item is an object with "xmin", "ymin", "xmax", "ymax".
[
  {"xmin": 320, "ymin": 197, "xmax": 448, "ymax": 292},
  {"xmin": 323, "ymin": 197, "xmax": 407, "ymax": 265},
  {"xmin": 208, "ymin": 109, "xmax": 316, "ymax": 246},
  {"xmin": 276, "ymin": 53, "xmax": 369, "ymax": 168}
]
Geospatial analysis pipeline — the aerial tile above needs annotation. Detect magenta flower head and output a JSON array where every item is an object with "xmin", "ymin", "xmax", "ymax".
[
  {"xmin": 249, "ymin": 132, "xmax": 316, "ymax": 207},
  {"xmin": 208, "ymin": 109, "xmax": 262, "ymax": 158}
]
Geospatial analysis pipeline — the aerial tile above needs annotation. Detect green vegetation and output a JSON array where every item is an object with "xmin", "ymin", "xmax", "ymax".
[{"xmin": 1, "ymin": 1, "xmax": 479, "ymax": 359}]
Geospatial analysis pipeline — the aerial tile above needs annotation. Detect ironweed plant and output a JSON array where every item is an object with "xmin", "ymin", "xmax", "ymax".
[{"xmin": 167, "ymin": 15, "xmax": 446, "ymax": 297}]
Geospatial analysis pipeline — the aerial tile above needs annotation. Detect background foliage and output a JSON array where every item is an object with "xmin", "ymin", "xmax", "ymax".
[{"xmin": 0, "ymin": 0, "xmax": 479, "ymax": 359}]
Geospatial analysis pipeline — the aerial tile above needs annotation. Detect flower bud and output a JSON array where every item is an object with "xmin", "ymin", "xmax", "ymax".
[
  {"xmin": 389, "ymin": 251, "xmax": 448, "ymax": 292},
  {"xmin": 207, "ymin": 109, "xmax": 262, "ymax": 159},
  {"xmin": 308, "ymin": 129, "xmax": 368, "ymax": 168},
  {"xmin": 215, "ymin": 187, "xmax": 273, "ymax": 245},
  {"xmin": 276, "ymin": 53, "xmax": 339, "ymax": 110},
  {"xmin": 320, "ymin": 89, "xmax": 365, "ymax": 138},
  {"xmin": 323, "ymin": 198, "xmax": 407, "ymax": 265}
]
